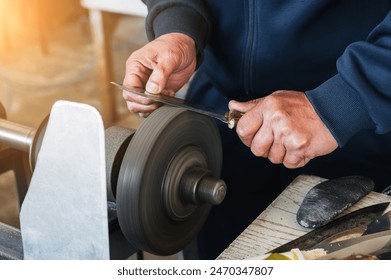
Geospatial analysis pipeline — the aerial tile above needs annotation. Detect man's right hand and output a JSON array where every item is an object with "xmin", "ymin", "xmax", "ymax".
[{"xmin": 122, "ymin": 32, "xmax": 197, "ymax": 118}]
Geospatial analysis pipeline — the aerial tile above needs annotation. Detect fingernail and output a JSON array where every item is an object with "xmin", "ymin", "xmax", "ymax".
[{"xmin": 146, "ymin": 82, "xmax": 160, "ymax": 94}]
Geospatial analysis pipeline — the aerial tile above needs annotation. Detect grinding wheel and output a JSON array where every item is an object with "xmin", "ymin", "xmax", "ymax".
[
  {"xmin": 116, "ymin": 106, "xmax": 224, "ymax": 255},
  {"xmin": 105, "ymin": 126, "xmax": 135, "ymax": 202}
]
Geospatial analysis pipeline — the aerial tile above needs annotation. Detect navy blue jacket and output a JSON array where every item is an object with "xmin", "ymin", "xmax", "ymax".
[{"xmin": 142, "ymin": 0, "xmax": 391, "ymax": 147}]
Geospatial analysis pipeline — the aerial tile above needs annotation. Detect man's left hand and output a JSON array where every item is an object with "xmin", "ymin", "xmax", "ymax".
[{"xmin": 228, "ymin": 90, "xmax": 338, "ymax": 168}]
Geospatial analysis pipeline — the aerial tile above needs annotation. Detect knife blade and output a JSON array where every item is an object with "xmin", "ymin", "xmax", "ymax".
[
  {"xmin": 363, "ymin": 210, "xmax": 391, "ymax": 235},
  {"xmin": 314, "ymin": 229, "xmax": 391, "ymax": 260},
  {"xmin": 110, "ymin": 81, "xmax": 243, "ymax": 129},
  {"xmin": 270, "ymin": 202, "xmax": 390, "ymax": 253}
]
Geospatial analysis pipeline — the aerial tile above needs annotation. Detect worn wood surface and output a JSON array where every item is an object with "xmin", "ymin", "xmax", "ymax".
[{"xmin": 218, "ymin": 175, "xmax": 391, "ymax": 260}]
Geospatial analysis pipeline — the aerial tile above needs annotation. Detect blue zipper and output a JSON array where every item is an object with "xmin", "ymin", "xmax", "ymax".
[{"xmin": 243, "ymin": 0, "xmax": 256, "ymax": 96}]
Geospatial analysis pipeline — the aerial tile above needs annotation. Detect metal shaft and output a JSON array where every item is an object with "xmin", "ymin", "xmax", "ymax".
[
  {"xmin": 180, "ymin": 167, "xmax": 226, "ymax": 205},
  {"xmin": 0, "ymin": 118, "xmax": 36, "ymax": 153}
]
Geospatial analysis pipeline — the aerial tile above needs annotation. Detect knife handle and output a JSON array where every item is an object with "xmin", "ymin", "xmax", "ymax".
[{"xmin": 225, "ymin": 110, "xmax": 244, "ymax": 129}]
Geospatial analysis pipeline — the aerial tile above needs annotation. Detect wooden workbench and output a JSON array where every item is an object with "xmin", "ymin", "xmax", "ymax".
[{"xmin": 218, "ymin": 175, "xmax": 391, "ymax": 260}]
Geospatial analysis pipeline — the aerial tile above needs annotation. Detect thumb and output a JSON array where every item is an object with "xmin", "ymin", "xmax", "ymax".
[
  {"xmin": 228, "ymin": 99, "xmax": 258, "ymax": 113},
  {"xmin": 146, "ymin": 60, "xmax": 177, "ymax": 94},
  {"xmin": 145, "ymin": 66, "xmax": 165, "ymax": 94}
]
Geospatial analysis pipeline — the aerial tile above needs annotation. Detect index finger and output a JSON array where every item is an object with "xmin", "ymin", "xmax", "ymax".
[{"xmin": 235, "ymin": 104, "xmax": 264, "ymax": 147}]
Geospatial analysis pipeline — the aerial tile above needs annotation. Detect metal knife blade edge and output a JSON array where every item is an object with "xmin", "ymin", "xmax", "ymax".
[
  {"xmin": 269, "ymin": 202, "xmax": 390, "ymax": 253},
  {"xmin": 110, "ymin": 81, "xmax": 228, "ymax": 123},
  {"xmin": 315, "ymin": 229, "xmax": 391, "ymax": 260}
]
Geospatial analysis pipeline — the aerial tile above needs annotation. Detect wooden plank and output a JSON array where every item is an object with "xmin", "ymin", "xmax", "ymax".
[{"xmin": 218, "ymin": 175, "xmax": 391, "ymax": 260}]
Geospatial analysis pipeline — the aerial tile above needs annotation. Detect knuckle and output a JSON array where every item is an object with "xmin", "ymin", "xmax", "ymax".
[
  {"xmin": 126, "ymin": 102, "xmax": 137, "ymax": 113},
  {"xmin": 139, "ymin": 97, "xmax": 153, "ymax": 105},
  {"xmin": 262, "ymin": 95, "xmax": 280, "ymax": 109},
  {"xmin": 238, "ymin": 136, "xmax": 251, "ymax": 148},
  {"xmin": 284, "ymin": 134, "xmax": 309, "ymax": 151},
  {"xmin": 283, "ymin": 152, "xmax": 311, "ymax": 169},
  {"xmin": 236, "ymin": 125, "xmax": 251, "ymax": 139},
  {"xmin": 250, "ymin": 145, "xmax": 268, "ymax": 158},
  {"xmin": 126, "ymin": 60, "xmax": 146, "ymax": 75},
  {"xmin": 159, "ymin": 49, "xmax": 177, "ymax": 65},
  {"xmin": 293, "ymin": 137, "xmax": 309, "ymax": 150},
  {"xmin": 122, "ymin": 91, "xmax": 130, "ymax": 100},
  {"xmin": 283, "ymin": 156, "xmax": 302, "ymax": 169},
  {"xmin": 268, "ymin": 153, "xmax": 283, "ymax": 164},
  {"xmin": 269, "ymin": 158, "xmax": 281, "ymax": 164},
  {"xmin": 126, "ymin": 53, "xmax": 141, "ymax": 68},
  {"xmin": 125, "ymin": 55, "xmax": 134, "ymax": 66}
]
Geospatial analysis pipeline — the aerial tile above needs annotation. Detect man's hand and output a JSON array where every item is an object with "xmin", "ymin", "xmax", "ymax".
[
  {"xmin": 228, "ymin": 90, "xmax": 338, "ymax": 168},
  {"xmin": 122, "ymin": 33, "xmax": 197, "ymax": 117}
]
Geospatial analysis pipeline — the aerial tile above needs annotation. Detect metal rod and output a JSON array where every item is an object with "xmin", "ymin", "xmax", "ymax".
[{"xmin": 0, "ymin": 119, "xmax": 36, "ymax": 153}]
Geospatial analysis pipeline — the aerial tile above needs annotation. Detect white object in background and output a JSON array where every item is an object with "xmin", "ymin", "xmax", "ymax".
[
  {"xmin": 81, "ymin": 0, "xmax": 147, "ymax": 17},
  {"xmin": 20, "ymin": 101, "xmax": 109, "ymax": 260}
]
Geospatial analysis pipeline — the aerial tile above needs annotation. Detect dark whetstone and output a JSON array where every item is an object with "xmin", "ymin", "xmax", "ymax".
[{"xmin": 297, "ymin": 176, "xmax": 374, "ymax": 229}]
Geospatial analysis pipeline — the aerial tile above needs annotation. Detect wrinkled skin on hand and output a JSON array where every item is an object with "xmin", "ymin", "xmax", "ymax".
[
  {"xmin": 122, "ymin": 34, "xmax": 337, "ymax": 169},
  {"xmin": 229, "ymin": 90, "xmax": 338, "ymax": 168},
  {"xmin": 122, "ymin": 33, "xmax": 197, "ymax": 118}
]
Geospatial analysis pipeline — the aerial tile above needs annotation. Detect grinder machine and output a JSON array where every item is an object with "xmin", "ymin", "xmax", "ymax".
[{"xmin": 0, "ymin": 100, "xmax": 227, "ymax": 259}]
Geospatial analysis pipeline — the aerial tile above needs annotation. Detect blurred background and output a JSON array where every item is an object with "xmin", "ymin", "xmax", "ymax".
[{"xmin": 0, "ymin": 0, "xmax": 147, "ymax": 232}]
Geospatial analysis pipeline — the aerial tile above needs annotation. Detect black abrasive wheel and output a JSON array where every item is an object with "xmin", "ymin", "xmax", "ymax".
[{"xmin": 116, "ymin": 106, "xmax": 224, "ymax": 256}]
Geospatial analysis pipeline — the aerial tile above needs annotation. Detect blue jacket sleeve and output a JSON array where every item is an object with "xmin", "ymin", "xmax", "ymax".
[
  {"xmin": 141, "ymin": 0, "xmax": 212, "ymax": 66},
  {"xmin": 306, "ymin": 11, "xmax": 391, "ymax": 146}
]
